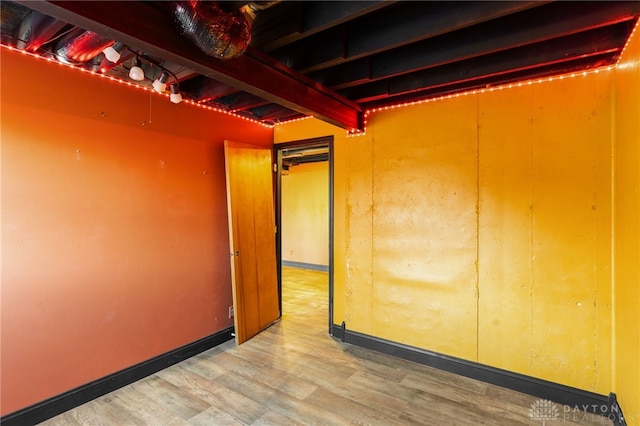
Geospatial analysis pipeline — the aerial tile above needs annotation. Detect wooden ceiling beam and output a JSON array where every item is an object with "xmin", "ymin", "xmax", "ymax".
[{"xmin": 16, "ymin": 0, "xmax": 362, "ymax": 130}]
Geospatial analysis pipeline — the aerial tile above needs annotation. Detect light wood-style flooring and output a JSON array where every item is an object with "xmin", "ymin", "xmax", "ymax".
[{"xmin": 41, "ymin": 267, "xmax": 610, "ymax": 425}]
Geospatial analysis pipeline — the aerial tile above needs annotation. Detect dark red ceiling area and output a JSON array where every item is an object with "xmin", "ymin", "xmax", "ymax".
[{"xmin": 2, "ymin": 1, "xmax": 639, "ymax": 130}]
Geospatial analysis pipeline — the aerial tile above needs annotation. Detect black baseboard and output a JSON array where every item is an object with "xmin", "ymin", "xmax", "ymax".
[
  {"xmin": 1, "ymin": 327, "xmax": 234, "ymax": 426},
  {"xmin": 282, "ymin": 260, "xmax": 329, "ymax": 272},
  {"xmin": 331, "ymin": 323, "xmax": 626, "ymax": 426}
]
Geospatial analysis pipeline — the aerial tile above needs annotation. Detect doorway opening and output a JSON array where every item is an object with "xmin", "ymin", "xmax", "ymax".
[{"xmin": 275, "ymin": 136, "xmax": 334, "ymax": 332}]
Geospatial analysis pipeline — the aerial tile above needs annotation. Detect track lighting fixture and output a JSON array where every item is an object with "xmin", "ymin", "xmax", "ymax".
[
  {"xmin": 169, "ymin": 84, "xmax": 183, "ymax": 104},
  {"xmin": 102, "ymin": 45, "xmax": 121, "ymax": 63},
  {"xmin": 129, "ymin": 57, "xmax": 145, "ymax": 81},
  {"xmin": 152, "ymin": 71, "xmax": 169, "ymax": 93}
]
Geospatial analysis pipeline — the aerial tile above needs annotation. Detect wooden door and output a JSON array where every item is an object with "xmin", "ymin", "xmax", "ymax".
[{"xmin": 224, "ymin": 140, "xmax": 280, "ymax": 344}]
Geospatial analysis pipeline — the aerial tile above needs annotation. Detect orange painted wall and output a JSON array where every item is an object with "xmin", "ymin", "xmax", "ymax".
[
  {"xmin": 275, "ymin": 65, "xmax": 625, "ymax": 398},
  {"xmin": 0, "ymin": 48, "xmax": 272, "ymax": 415},
  {"xmin": 613, "ymin": 26, "xmax": 640, "ymax": 426},
  {"xmin": 281, "ymin": 161, "xmax": 329, "ymax": 266}
]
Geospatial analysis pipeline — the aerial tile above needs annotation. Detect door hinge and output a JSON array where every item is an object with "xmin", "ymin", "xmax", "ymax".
[{"xmin": 273, "ymin": 163, "xmax": 278, "ymax": 172}]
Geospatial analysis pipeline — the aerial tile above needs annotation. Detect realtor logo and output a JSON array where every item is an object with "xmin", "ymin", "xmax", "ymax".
[{"xmin": 529, "ymin": 399, "xmax": 560, "ymax": 425}]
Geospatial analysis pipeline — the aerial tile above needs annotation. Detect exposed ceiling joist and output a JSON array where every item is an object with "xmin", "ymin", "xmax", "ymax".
[
  {"xmin": 251, "ymin": 103, "xmax": 302, "ymax": 121},
  {"xmin": 220, "ymin": 91, "xmax": 269, "ymax": 112},
  {"xmin": 360, "ymin": 53, "xmax": 617, "ymax": 111},
  {"xmin": 252, "ymin": 1, "xmax": 394, "ymax": 51},
  {"xmin": 16, "ymin": 0, "xmax": 362, "ymax": 130},
  {"xmin": 342, "ymin": 23, "xmax": 628, "ymax": 103},
  {"xmin": 311, "ymin": 1, "xmax": 640, "ymax": 90},
  {"xmin": 347, "ymin": 1, "xmax": 549, "ymax": 59},
  {"xmin": 271, "ymin": 0, "xmax": 548, "ymax": 74},
  {"xmin": 180, "ymin": 76, "xmax": 240, "ymax": 103},
  {"xmin": 368, "ymin": 1, "xmax": 638, "ymax": 81}
]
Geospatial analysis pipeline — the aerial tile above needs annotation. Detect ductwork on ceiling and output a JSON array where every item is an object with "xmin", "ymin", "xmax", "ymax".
[
  {"xmin": 172, "ymin": 0, "xmax": 278, "ymax": 60},
  {"xmin": 54, "ymin": 28, "xmax": 116, "ymax": 64},
  {"xmin": 1, "ymin": 2, "xmax": 119, "ymax": 66},
  {"xmin": 0, "ymin": 1, "xmax": 67, "ymax": 52},
  {"xmin": 1, "ymin": 2, "xmax": 34, "ymax": 45},
  {"xmin": 16, "ymin": 10, "xmax": 66, "ymax": 53}
]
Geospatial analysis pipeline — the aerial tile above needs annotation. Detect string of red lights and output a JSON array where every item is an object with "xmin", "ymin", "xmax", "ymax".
[
  {"xmin": 0, "ymin": 43, "xmax": 273, "ymax": 129},
  {"xmin": 342, "ymin": 19, "xmax": 639, "ymax": 137},
  {"xmin": 2, "ymin": 17, "xmax": 637, "ymax": 135}
]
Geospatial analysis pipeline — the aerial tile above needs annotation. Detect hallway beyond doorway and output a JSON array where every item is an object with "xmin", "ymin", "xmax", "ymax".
[{"xmin": 281, "ymin": 266, "xmax": 328, "ymax": 321}]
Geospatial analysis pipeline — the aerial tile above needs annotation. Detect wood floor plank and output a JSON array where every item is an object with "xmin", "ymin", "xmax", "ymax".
[
  {"xmin": 157, "ymin": 366, "xmax": 269, "ymax": 424},
  {"xmin": 214, "ymin": 372, "xmax": 351, "ymax": 425},
  {"xmin": 243, "ymin": 337, "xmax": 360, "ymax": 383},
  {"xmin": 47, "ymin": 385, "xmax": 190, "ymax": 426},
  {"xmin": 346, "ymin": 370, "xmax": 419, "ymax": 404},
  {"xmin": 178, "ymin": 351, "xmax": 228, "ymax": 381},
  {"xmin": 206, "ymin": 350, "xmax": 319, "ymax": 400},
  {"xmin": 250, "ymin": 409, "xmax": 303, "ymax": 426},
  {"xmin": 106, "ymin": 388, "xmax": 192, "ymax": 425},
  {"xmin": 303, "ymin": 387, "xmax": 407, "ymax": 426},
  {"xmin": 344, "ymin": 343, "xmax": 489, "ymax": 395},
  {"xmin": 129, "ymin": 376, "xmax": 211, "ymax": 421},
  {"xmin": 401, "ymin": 373, "xmax": 532, "ymax": 424},
  {"xmin": 187, "ymin": 405, "xmax": 246, "ymax": 426}
]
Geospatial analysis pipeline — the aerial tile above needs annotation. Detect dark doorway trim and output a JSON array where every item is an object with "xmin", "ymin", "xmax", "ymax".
[{"xmin": 274, "ymin": 136, "xmax": 334, "ymax": 331}]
